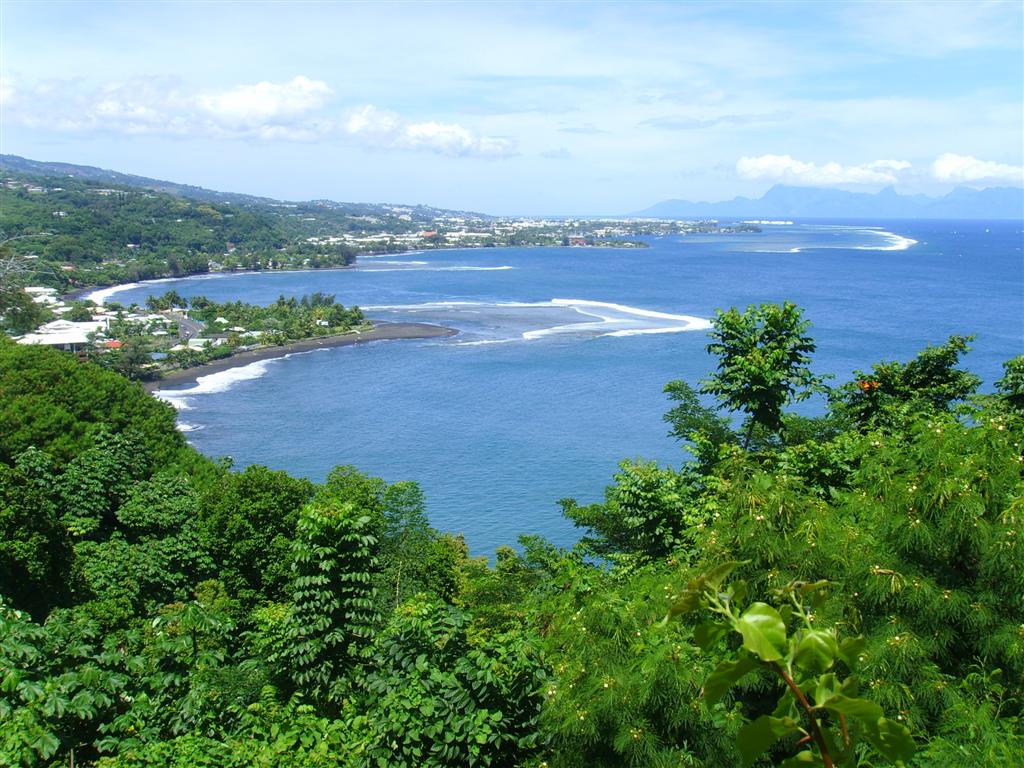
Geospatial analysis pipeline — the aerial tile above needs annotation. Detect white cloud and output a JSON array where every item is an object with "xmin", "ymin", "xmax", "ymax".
[
  {"xmin": 343, "ymin": 105, "xmax": 516, "ymax": 158},
  {"xmin": 196, "ymin": 76, "xmax": 332, "ymax": 125},
  {"xmin": 931, "ymin": 153, "xmax": 1023, "ymax": 185},
  {"xmin": 3, "ymin": 75, "xmax": 514, "ymax": 158},
  {"xmin": 736, "ymin": 154, "xmax": 912, "ymax": 186}
]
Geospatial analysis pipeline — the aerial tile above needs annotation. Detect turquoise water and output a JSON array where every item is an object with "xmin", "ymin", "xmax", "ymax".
[{"xmin": 104, "ymin": 220, "xmax": 1023, "ymax": 555}]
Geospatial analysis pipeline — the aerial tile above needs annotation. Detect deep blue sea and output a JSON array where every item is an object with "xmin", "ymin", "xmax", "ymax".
[{"xmin": 100, "ymin": 220, "xmax": 1023, "ymax": 555}]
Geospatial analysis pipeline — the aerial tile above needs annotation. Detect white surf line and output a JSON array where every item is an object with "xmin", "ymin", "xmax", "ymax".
[
  {"xmin": 155, "ymin": 347, "xmax": 335, "ymax": 410},
  {"xmin": 853, "ymin": 229, "xmax": 918, "ymax": 251},
  {"xmin": 523, "ymin": 299, "xmax": 711, "ymax": 339},
  {"xmin": 85, "ymin": 273, "xmax": 235, "ymax": 305},
  {"xmin": 155, "ymin": 358, "xmax": 281, "ymax": 410}
]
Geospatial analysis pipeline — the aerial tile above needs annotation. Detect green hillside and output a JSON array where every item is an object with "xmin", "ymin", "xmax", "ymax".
[{"xmin": 2, "ymin": 306, "xmax": 1022, "ymax": 767}]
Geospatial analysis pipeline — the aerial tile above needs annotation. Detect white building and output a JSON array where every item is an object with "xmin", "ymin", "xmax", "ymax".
[{"xmin": 16, "ymin": 318, "xmax": 108, "ymax": 352}]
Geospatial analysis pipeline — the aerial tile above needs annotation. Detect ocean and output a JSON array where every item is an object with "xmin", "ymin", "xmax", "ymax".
[{"xmin": 97, "ymin": 220, "xmax": 1024, "ymax": 555}]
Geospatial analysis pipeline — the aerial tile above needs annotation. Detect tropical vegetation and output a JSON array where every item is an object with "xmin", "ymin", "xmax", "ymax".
[{"xmin": 1, "ymin": 302, "xmax": 1021, "ymax": 766}]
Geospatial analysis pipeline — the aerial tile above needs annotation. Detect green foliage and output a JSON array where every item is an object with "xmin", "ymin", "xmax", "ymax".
[
  {"xmin": 536, "ymin": 562, "xmax": 740, "ymax": 768},
  {"xmin": 702, "ymin": 302, "xmax": 822, "ymax": 443},
  {"xmin": 377, "ymin": 481, "xmax": 468, "ymax": 607},
  {"xmin": 830, "ymin": 335, "xmax": 981, "ymax": 427},
  {"xmin": 662, "ymin": 379, "xmax": 737, "ymax": 465},
  {"xmin": 2, "ymin": 301, "xmax": 1022, "ymax": 767},
  {"xmin": 166, "ymin": 292, "xmax": 365, "ymax": 343},
  {"xmin": 354, "ymin": 597, "xmax": 545, "ymax": 767},
  {"xmin": 668, "ymin": 570, "xmax": 915, "ymax": 767},
  {"xmin": 0, "ymin": 601, "xmax": 135, "ymax": 767},
  {"xmin": 286, "ymin": 498, "xmax": 382, "ymax": 704},
  {"xmin": 561, "ymin": 460, "xmax": 708, "ymax": 561},
  {"xmin": 0, "ymin": 172, "xmax": 361, "ymax": 290},
  {"xmin": 995, "ymin": 355, "xmax": 1024, "ymax": 415},
  {"xmin": 0, "ymin": 288, "xmax": 52, "ymax": 335},
  {"xmin": 0, "ymin": 338, "xmax": 183, "ymax": 466},
  {"xmin": 0, "ymin": 461, "xmax": 70, "ymax": 618},
  {"xmin": 199, "ymin": 465, "xmax": 314, "ymax": 604}
]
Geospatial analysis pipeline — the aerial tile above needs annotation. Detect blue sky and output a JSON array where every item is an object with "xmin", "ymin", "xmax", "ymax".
[{"xmin": 2, "ymin": 1, "xmax": 1021, "ymax": 214}]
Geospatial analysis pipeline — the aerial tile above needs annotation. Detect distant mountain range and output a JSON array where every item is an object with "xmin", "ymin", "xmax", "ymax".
[
  {"xmin": 635, "ymin": 184, "xmax": 1024, "ymax": 221},
  {"xmin": 4, "ymin": 154, "xmax": 1020, "ymax": 221}
]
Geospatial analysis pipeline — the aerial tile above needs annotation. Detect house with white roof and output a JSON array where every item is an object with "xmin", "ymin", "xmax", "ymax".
[{"xmin": 16, "ymin": 318, "xmax": 108, "ymax": 352}]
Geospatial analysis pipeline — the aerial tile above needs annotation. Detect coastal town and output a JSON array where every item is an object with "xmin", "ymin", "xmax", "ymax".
[{"xmin": 1, "ymin": 164, "xmax": 761, "ymax": 381}]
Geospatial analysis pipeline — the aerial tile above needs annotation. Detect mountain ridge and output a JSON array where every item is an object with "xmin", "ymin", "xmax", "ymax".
[
  {"xmin": 635, "ymin": 184, "xmax": 1024, "ymax": 220},
  {"xmin": 0, "ymin": 154, "xmax": 492, "ymax": 220}
]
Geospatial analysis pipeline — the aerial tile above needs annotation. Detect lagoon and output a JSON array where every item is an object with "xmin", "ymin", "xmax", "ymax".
[{"xmin": 101, "ymin": 220, "xmax": 1023, "ymax": 555}]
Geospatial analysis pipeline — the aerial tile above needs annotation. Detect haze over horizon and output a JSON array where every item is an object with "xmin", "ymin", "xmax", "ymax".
[{"xmin": 2, "ymin": 1, "xmax": 1022, "ymax": 215}]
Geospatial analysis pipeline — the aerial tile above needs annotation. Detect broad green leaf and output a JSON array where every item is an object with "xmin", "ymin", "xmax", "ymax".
[
  {"xmin": 794, "ymin": 630, "xmax": 838, "ymax": 673},
  {"xmin": 820, "ymin": 694, "xmax": 883, "ymax": 722},
  {"xmin": 703, "ymin": 654, "xmax": 758, "ymax": 706},
  {"xmin": 737, "ymin": 603, "xmax": 787, "ymax": 661},
  {"xmin": 737, "ymin": 715, "xmax": 802, "ymax": 768},
  {"xmin": 667, "ymin": 590, "xmax": 703, "ymax": 619},
  {"xmin": 694, "ymin": 621, "xmax": 729, "ymax": 651},
  {"xmin": 703, "ymin": 560, "xmax": 744, "ymax": 590},
  {"xmin": 813, "ymin": 673, "xmax": 837, "ymax": 708},
  {"xmin": 836, "ymin": 635, "xmax": 867, "ymax": 668},
  {"xmin": 862, "ymin": 717, "xmax": 916, "ymax": 764}
]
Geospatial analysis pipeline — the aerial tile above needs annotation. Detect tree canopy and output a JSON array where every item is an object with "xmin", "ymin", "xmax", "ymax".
[{"xmin": 2, "ymin": 305, "xmax": 1022, "ymax": 767}]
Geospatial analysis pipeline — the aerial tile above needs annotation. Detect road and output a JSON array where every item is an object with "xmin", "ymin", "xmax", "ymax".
[{"xmin": 169, "ymin": 312, "xmax": 203, "ymax": 341}]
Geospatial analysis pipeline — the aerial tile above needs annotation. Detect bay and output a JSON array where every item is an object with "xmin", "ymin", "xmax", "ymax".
[{"xmin": 105, "ymin": 220, "xmax": 1023, "ymax": 555}]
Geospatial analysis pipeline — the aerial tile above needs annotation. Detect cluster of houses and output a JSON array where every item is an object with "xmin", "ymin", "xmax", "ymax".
[
  {"xmin": 13, "ymin": 287, "xmax": 171, "ymax": 353},
  {"xmin": 12, "ymin": 287, "xmax": 268, "ymax": 363}
]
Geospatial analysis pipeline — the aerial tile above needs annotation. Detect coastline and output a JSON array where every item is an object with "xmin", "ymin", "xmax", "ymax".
[
  {"xmin": 66, "ymin": 241, "xmax": 648, "ymax": 304},
  {"xmin": 144, "ymin": 322, "xmax": 457, "ymax": 392}
]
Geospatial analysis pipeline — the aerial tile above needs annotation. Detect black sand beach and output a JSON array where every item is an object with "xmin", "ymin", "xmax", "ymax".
[{"xmin": 144, "ymin": 322, "xmax": 456, "ymax": 392}]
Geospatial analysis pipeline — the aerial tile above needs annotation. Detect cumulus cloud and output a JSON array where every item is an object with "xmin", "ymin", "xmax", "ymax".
[
  {"xmin": 3, "ymin": 75, "xmax": 515, "ymax": 158},
  {"xmin": 931, "ymin": 153, "xmax": 1023, "ymax": 185},
  {"xmin": 342, "ymin": 105, "xmax": 516, "ymax": 158},
  {"xmin": 736, "ymin": 154, "xmax": 912, "ymax": 186},
  {"xmin": 196, "ymin": 76, "xmax": 332, "ymax": 126}
]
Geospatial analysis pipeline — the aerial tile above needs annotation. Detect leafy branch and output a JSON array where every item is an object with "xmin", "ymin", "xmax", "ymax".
[{"xmin": 665, "ymin": 563, "xmax": 916, "ymax": 767}]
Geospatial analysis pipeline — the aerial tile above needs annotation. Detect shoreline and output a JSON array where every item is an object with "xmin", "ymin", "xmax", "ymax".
[
  {"xmin": 144, "ymin": 322, "xmax": 457, "ymax": 392},
  {"xmin": 65, "ymin": 241, "xmax": 649, "ymax": 304}
]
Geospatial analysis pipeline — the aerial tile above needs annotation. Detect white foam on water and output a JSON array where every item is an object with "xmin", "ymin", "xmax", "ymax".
[
  {"xmin": 453, "ymin": 338, "xmax": 520, "ymax": 347},
  {"xmin": 86, "ymin": 282, "xmax": 142, "ymax": 305},
  {"xmin": 155, "ymin": 358, "xmax": 279, "ymax": 410},
  {"xmin": 176, "ymin": 423, "xmax": 203, "ymax": 433},
  {"xmin": 748, "ymin": 226, "xmax": 916, "ymax": 254},
  {"xmin": 523, "ymin": 299, "xmax": 711, "ymax": 339},
  {"xmin": 85, "ymin": 273, "xmax": 233, "ymax": 305},
  {"xmin": 365, "ymin": 298, "xmax": 710, "ymax": 340},
  {"xmin": 852, "ymin": 229, "xmax": 918, "ymax": 251}
]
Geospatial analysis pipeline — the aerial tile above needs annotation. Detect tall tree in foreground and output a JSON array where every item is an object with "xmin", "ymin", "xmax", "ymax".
[{"xmin": 699, "ymin": 302, "xmax": 822, "ymax": 447}]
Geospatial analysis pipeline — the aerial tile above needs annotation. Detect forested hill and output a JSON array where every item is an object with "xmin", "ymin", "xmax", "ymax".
[
  {"xmin": 0, "ymin": 165, "xmax": 486, "ymax": 290},
  {"xmin": 0, "ymin": 154, "xmax": 491, "ymax": 221},
  {"xmin": 0, "ymin": 154, "xmax": 281, "ymax": 208},
  {"xmin": 2, "ymin": 306, "xmax": 1022, "ymax": 767}
]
